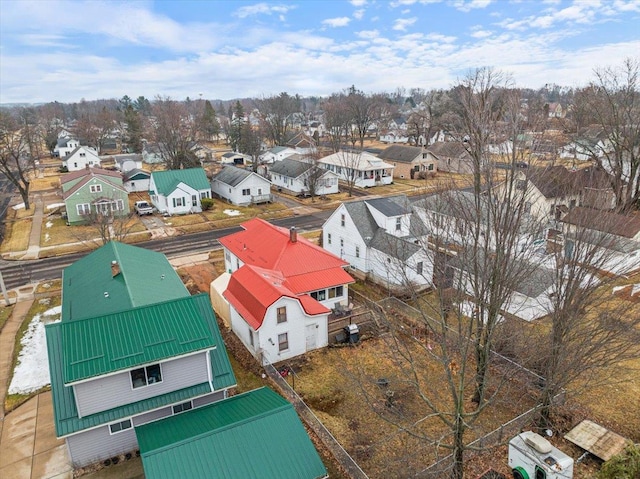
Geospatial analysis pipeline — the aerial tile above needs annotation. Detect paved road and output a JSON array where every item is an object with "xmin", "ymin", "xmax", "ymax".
[{"xmin": 0, "ymin": 210, "xmax": 333, "ymax": 291}]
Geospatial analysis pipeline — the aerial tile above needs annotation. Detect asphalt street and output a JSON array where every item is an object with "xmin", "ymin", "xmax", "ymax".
[{"xmin": 0, "ymin": 209, "xmax": 333, "ymax": 291}]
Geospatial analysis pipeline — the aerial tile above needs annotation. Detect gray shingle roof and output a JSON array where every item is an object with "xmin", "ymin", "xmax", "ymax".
[
  {"xmin": 427, "ymin": 141, "xmax": 471, "ymax": 159},
  {"xmin": 269, "ymin": 158, "xmax": 313, "ymax": 178},
  {"xmin": 365, "ymin": 196, "xmax": 410, "ymax": 217},
  {"xmin": 212, "ymin": 166, "xmax": 256, "ymax": 187},
  {"xmin": 369, "ymin": 229, "xmax": 420, "ymax": 261},
  {"xmin": 344, "ymin": 201, "xmax": 379, "ymax": 246},
  {"xmin": 377, "ymin": 145, "xmax": 423, "ymax": 163}
]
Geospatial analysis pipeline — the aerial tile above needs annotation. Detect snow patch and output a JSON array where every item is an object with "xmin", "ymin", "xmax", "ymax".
[
  {"xmin": 46, "ymin": 203, "xmax": 65, "ymax": 210},
  {"xmin": 46, "ymin": 221, "xmax": 53, "ymax": 228},
  {"xmin": 8, "ymin": 306, "xmax": 61, "ymax": 395},
  {"xmin": 12, "ymin": 203, "xmax": 25, "ymax": 210},
  {"xmin": 223, "ymin": 209, "xmax": 242, "ymax": 216}
]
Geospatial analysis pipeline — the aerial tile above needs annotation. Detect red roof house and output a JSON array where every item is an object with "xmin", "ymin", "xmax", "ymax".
[{"xmin": 219, "ymin": 218, "xmax": 354, "ymax": 365}]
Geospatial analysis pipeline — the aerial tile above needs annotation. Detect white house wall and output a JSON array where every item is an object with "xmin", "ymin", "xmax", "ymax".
[
  {"xmin": 73, "ymin": 352, "xmax": 210, "ymax": 417},
  {"xmin": 369, "ymin": 248, "xmax": 433, "ymax": 289},
  {"xmin": 322, "ymin": 205, "xmax": 369, "ymax": 270},
  {"xmin": 166, "ymin": 183, "xmax": 201, "ymax": 214},
  {"xmin": 124, "ymin": 178, "xmax": 150, "ymax": 193},
  {"xmin": 230, "ymin": 296, "xmax": 328, "ymax": 366},
  {"xmin": 212, "ymin": 175, "xmax": 270, "ymax": 206}
]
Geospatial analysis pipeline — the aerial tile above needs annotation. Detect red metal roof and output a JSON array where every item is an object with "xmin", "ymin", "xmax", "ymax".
[
  {"xmin": 219, "ymin": 218, "xmax": 354, "ymax": 293},
  {"xmin": 223, "ymin": 265, "xmax": 330, "ymax": 329}
]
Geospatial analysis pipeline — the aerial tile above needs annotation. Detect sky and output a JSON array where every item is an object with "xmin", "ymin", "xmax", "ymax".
[{"xmin": 1, "ymin": 0, "xmax": 639, "ymax": 104}]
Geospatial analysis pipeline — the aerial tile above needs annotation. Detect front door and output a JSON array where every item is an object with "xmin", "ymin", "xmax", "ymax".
[{"xmin": 305, "ymin": 324, "xmax": 317, "ymax": 351}]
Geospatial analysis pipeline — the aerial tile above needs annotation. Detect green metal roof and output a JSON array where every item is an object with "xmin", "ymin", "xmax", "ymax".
[
  {"xmin": 46, "ymin": 294, "xmax": 236, "ymax": 436},
  {"xmin": 151, "ymin": 168, "xmax": 210, "ymax": 196},
  {"xmin": 62, "ymin": 241, "xmax": 189, "ymax": 322},
  {"xmin": 136, "ymin": 387, "xmax": 328, "ymax": 479},
  {"xmin": 62, "ymin": 294, "xmax": 215, "ymax": 383}
]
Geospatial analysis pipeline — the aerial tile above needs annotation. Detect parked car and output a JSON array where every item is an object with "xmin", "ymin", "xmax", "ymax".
[{"xmin": 134, "ymin": 201, "xmax": 153, "ymax": 215}]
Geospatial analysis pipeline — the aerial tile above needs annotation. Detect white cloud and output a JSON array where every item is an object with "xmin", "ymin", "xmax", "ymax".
[
  {"xmin": 322, "ymin": 17, "xmax": 352, "ymax": 27},
  {"xmin": 233, "ymin": 3, "xmax": 296, "ymax": 18},
  {"xmin": 350, "ymin": 0, "xmax": 367, "ymax": 6},
  {"xmin": 470, "ymin": 29, "xmax": 493, "ymax": 39},
  {"xmin": 453, "ymin": 0, "xmax": 493, "ymax": 13},
  {"xmin": 425, "ymin": 33, "xmax": 457, "ymax": 43},
  {"xmin": 393, "ymin": 17, "xmax": 418, "ymax": 31},
  {"xmin": 356, "ymin": 30, "xmax": 380, "ymax": 39},
  {"xmin": 354, "ymin": 9, "xmax": 365, "ymax": 19}
]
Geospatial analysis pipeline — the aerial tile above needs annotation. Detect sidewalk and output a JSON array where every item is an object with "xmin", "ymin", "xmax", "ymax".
[{"xmin": 22, "ymin": 195, "xmax": 44, "ymax": 260}]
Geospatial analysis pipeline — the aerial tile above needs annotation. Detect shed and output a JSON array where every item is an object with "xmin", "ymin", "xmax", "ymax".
[{"xmin": 210, "ymin": 272, "xmax": 231, "ymax": 327}]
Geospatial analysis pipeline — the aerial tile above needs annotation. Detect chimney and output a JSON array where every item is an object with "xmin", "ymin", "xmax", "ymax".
[
  {"xmin": 290, "ymin": 227, "xmax": 297, "ymax": 243},
  {"xmin": 111, "ymin": 260, "xmax": 121, "ymax": 277}
]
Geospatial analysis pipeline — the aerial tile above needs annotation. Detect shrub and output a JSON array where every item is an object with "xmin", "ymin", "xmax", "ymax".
[
  {"xmin": 201, "ymin": 198, "xmax": 214, "ymax": 211},
  {"xmin": 598, "ymin": 444, "xmax": 640, "ymax": 479}
]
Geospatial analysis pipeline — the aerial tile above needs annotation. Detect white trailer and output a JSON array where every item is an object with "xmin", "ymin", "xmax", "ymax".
[{"xmin": 508, "ymin": 431, "xmax": 574, "ymax": 479}]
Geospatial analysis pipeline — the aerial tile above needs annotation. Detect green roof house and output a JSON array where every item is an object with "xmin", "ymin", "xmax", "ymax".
[
  {"xmin": 149, "ymin": 168, "xmax": 211, "ymax": 215},
  {"xmin": 136, "ymin": 387, "xmax": 328, "ymax": 479},
  {"xmin": 61, "ymin": 167, "xmax": 130, "ymax": 225},
  {"xmin": 46, "ymin": 242, "xmax": 236, "ymax": 468}
]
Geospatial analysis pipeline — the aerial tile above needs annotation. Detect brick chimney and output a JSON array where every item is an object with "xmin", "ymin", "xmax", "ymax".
[
  {"xmin": 290, "ymin": 227, "xmax": 297, "ymax": 243},
  {"xmin": 111, "ymin": 260, "xmax": 121, "ymax": 277}
]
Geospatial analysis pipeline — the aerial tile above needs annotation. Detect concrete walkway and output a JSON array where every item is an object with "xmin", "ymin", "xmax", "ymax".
[
  {"xmin": 22, "ymin": 195, "xmax": 44, "ymax": 260},
  {"xmin": 0, "ymin": 300, "xmax": 144, "ymax": 479}
]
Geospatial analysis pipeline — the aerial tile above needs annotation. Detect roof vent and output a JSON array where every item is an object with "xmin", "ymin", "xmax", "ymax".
[
  {"xmin": 104, "ymin": 291, "xmax": 109, "ymax": 298},
  {"xmin": 111, "ymin": 260, "xmax": 121, "ymax": 277},
  {"xmin": 290, "ymin": 227, "xmax": 297, "ymax": 243}
]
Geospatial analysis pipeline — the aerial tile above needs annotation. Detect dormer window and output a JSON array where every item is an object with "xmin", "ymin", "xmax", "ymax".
[
  {"xmin": 277, "ymin": 306, "xmax": 287, "ymax": 323},
  {"xmin": 90, "ymin": 184, "xmax": 102, "ymax": 193}
]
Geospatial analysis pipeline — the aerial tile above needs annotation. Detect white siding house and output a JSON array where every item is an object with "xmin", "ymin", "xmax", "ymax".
[
  {"xmin": 269, "ymin": 156, "xmax": 339, "ymax": 196},
  {"xmin": 211, "ymin": 166, "xmax": 272, "ymax": 206},
  {"xmin": 322, "ymin": 196, "xmax": 432, "ymax": 293},
  {"xmin": 149, "ymin": 168, "xmax": 211, "ymax": 215},
  {"xmin": 318, "ymin": 150, "xmax": 394, "ymax": 188},
  {"xmin": 62, "ymin": 146, "xmax": 101, "ymax": 171}
]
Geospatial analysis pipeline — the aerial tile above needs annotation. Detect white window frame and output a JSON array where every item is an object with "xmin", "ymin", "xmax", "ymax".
[
  {"xmin": 90, "ymin": 184, "xmax": 102, "ymax": 193},
  {"xmin": 278, "ymin": 332, "xmax": 289, "ymax": 352},
  {"xmin": 109, "ymin": 418, "xmax": 132, "ymax": 435},
  {"xmin": 242, "ymin": 188, "xmax": 251, "ymax": 196},
  {"xmin": 76, "ymin": 203, "xmax": 90, "ymax": 216},
  {"xmin": 130, "ymin": 363, "xmax": 163, "ymax": 389}
]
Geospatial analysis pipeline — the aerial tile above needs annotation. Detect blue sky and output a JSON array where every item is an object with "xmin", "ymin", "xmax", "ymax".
[{"xmin": 1, "ymin": 0, "xmax": 639, "ymax": 104}]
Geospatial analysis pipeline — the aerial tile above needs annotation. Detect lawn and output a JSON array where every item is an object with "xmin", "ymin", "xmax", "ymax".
[{"xmin": 0, "ymin": 208, "xmax": 32, "ymax": 254}]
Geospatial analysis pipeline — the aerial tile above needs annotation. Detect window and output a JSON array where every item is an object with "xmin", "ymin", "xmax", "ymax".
[
  {"xmin": 277, "ymin": 306, "xmax": 287, "ymax": 323},
  {"xmin": 340, "ymin": 238, "xmax": 344, "ymax": 248},
  {"xmin": 278, "ymin": 332, "xmax": 289, "ymax": 351},
  {"xmin": 80, "ymin": 152, "xmax": 86, "ymax": 157},
  {"xmin": 172, "ymin": 401, "xmax": 193, "ymax": 414},
  {"xmin": 310, "ymin": 290, "xmax": 326, "ymax": 301},
  {"xmin": 355, "ymin": 246, "xmax": 360, "ymax": 258},
  {"xmin": 327, "ymin": 233, "xmax": 332, "ymax": 245},
  {"xmin": 396, "ymin": 217, "xmax": 402, "ymax": 230},
  {"xmin": 109, "ymin": 419, "xmax": 132, "ymax": 434},
  {"xmin": 534, "ymin": 466, "xmax": 546, "ymax": 479},
  {"xmin": 328, "ymin": 286, "xmax": 343, "ymax": 299},
  {"xmin": 192, "ymin": 194, "xmax": 197, "ymax": 205},
  {"xmin": 428, "ymin": 163, "xmax": 434, "ymax": 171},
  {"xmin": 200, "ymin": 191, "xmax": 209, "ymax": 199},
  {"xmin": 76, "ymin": 203, "xmax": 90, "ymax": 216},
  {"xmin": 340, "ymin": 213, "xmax": 345, "ymax": 227},
  {"xmin": 417, "ymin": 261, "xmax": 424, "ymax": 275},
  {"xmin": 90, "ymin": 184, "xmax": 102, "ymax": 193},
  {"xmin": 249, "ymin": 327, "xmax": 254, "ymax": 347},
  {"xmin": 173, "ymin": 197, "xmax": 184, "ymax": 208},
  {"xmin": 242, "ymin": 188, "xmax": 250, "ymax": 196},
  {"xmin": 131, "ymin": 364, "xmax": 162, "ymax": 389}
]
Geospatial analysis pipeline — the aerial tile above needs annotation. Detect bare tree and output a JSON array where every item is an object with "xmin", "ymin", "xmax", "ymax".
[
  {"xmin": 71, "ymin": 195, "xmax": 136, "ymax": 246},
  {"xmin": 573, "ymin": 58, "xmax": 640, "ymax": 211},
  {"xmin": 0, "ymin": 109, "xmax": 38, "ymax": 209},
  {"xmin": 301, "ymin": 159, "xmax": 326, "ymax": 202},
  {"xmin": 322, "ymin": 93, "xmax": 350, "ymax": 152},
  {"xmin": 152, "ymin": 96, "xmax": 199, "ymax": 170},
  {"xmin": 528, "ymin": 209, "xmax": 640, "ymax": 429},
  {"xmin": 344, "ymin": 86, "xmax": 383, "ymax": 148},
  {"xmin": 334, "ymin": 149, "xmax": 364, "ymax": 197},
  {"xmin": 257, "ymin": 92, "xmax": 300, "ymax": 147}
]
